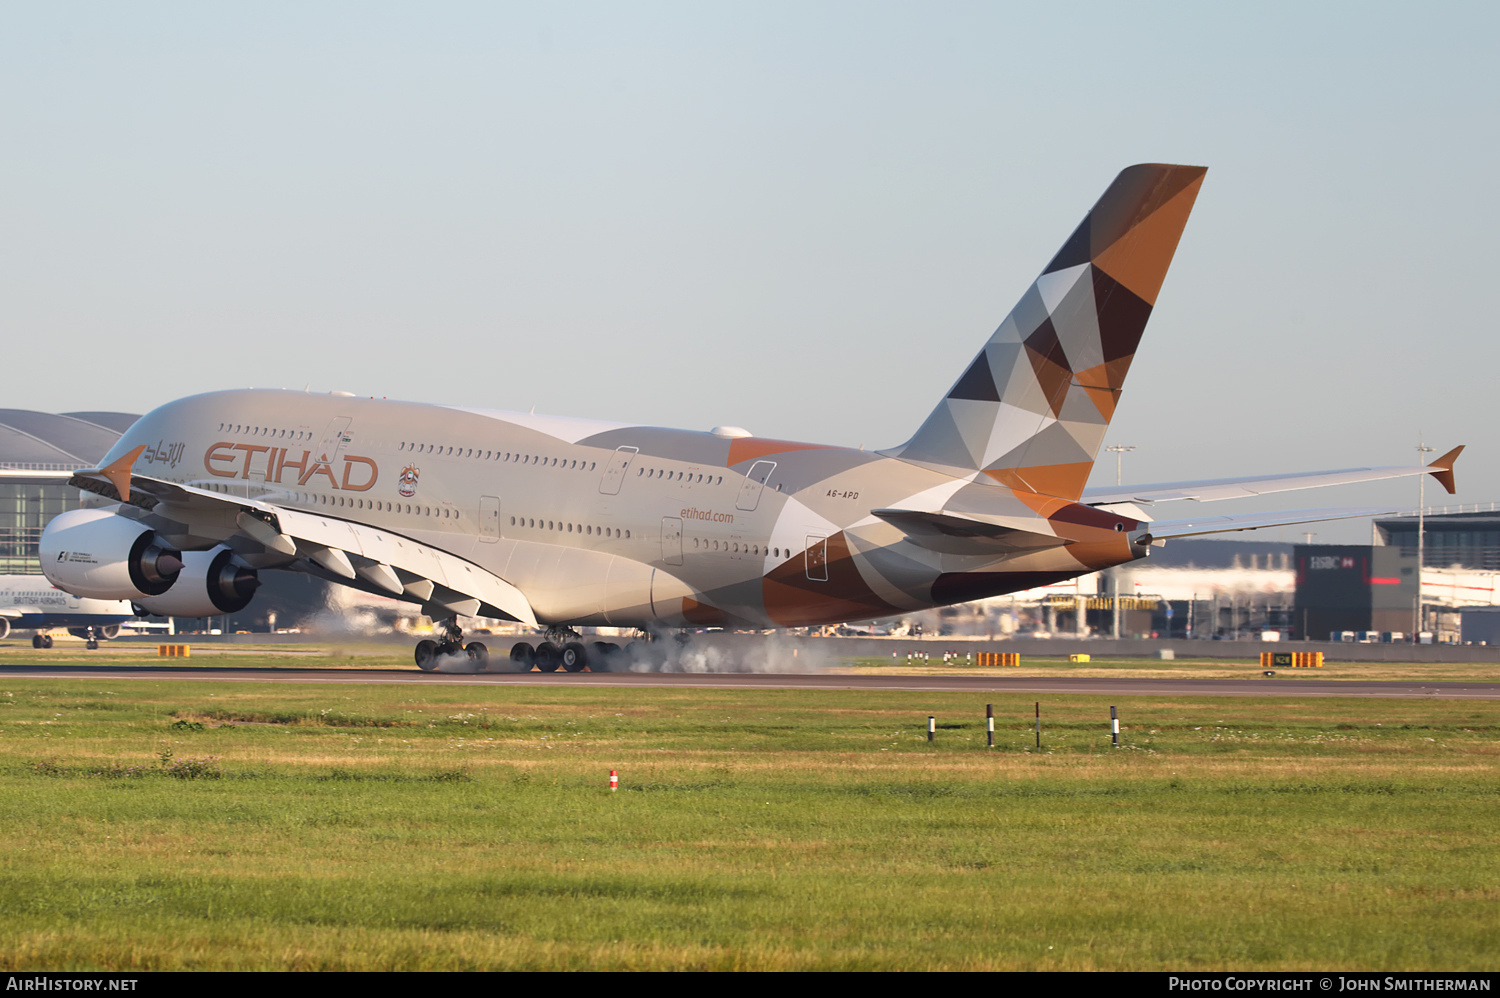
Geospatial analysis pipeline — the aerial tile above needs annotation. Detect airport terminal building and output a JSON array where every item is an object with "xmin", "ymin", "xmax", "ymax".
[{"xmin": 0, "ymin": 410, "xmax": 138, "ymax": 575}]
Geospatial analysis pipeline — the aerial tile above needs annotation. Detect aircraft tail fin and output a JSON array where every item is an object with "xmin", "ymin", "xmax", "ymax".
[{"xmin": 892, "ymin": 163, "xmax": 1207, "ymax": 499}]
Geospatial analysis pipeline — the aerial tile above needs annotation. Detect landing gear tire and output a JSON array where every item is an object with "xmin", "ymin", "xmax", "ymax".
[
  {"xmin": 85, "ymin": 640, "xmax": 99, "ymax": 650},
  {"xmin": 534, "ymin": 641, "xmax": 561, "ymax": 672},
  {"xmin": 42, "ymin": 635, "xmax": 52, "ymax": 649},
  {"xmin": 590, "ymin": 641, "xmax": 618, "ymax": 672},
  {"xmin": 415, "ymin": 639, "xmax": 439, "ymax": 671},
  {"xmin": 561, "ymin": 641, "xmax": 588, "ymax": 672},
  {"xmin": 509, "ymin": 642, "xmax": 535, "ymax": 672},
  {"xmin": 465, "ymin": 642, "xmax": 488, "ymax": 667},
  {"xmin": 32, "ymin": 634, "xmax": 44, "ymax": 649}
]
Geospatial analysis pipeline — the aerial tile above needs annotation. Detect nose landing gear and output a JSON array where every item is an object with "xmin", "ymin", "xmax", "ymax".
[{"xmin": 414, "ymin": 616, "xmax": 489, "ymax": 671}]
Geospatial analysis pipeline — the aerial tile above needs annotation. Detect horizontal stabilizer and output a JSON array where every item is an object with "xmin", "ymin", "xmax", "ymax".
[
  {"xmin": 1083, "ymin": 448, "xmax": 1463, "ymax": 506},
  {"xmin": 1145, "ymin": 506, "xmax": 1397, "ymax": 540}
]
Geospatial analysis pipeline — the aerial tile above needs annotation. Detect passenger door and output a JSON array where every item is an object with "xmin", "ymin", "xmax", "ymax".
[
  {"xmin": 805, "ymin": 534, "xmax": 828, "ymax": 582},
  {"xmin": 736, "ymin": 460, "xmax": 777, "ymax": 511},
  {"xmin": 599, "ymin": 446, "xmax": 638, "ymax": 495},
  {"xmin": 478, "ymin": 496, "xmax": 501, "ymax": 542},
  {"xmin": 661, "ymin": 516, "xmax": 684, "ymax": 566},
  {"xmin": 317, "ymin": 416, "xmax": 353, "ymax": 462}
]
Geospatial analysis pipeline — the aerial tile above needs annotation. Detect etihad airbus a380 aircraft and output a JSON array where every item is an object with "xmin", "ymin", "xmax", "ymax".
[{"xmin": 39, "ymin": 164, "xmax": 1461, "ymax": 671}]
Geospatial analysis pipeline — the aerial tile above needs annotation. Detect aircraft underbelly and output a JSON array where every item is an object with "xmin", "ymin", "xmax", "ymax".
[{"xmin": 495, "ymin": 541, "xmax": 695, "ymax": 628}]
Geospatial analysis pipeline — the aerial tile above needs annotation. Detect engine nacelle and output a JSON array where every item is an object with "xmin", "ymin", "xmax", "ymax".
[
  {"xmin": 40, "ymin": 508, "xmax": 182, "ymax": 600},
  {"xmin": 134, "ymin": 547, "xmax": 260, "ymax": 617},
  {"xmin": 0, "ymin": 619, "xmax": 9, "ymax": 640},
  {"xmin": 67, "ymin": 624, "xmax": 121, "ymax": 640}
]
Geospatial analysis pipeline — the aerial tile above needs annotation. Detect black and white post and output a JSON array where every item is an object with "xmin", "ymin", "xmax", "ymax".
[
  {"xmin": 1110, "ymin": 706, "xmax": 1120, "ymax": 748},
  {"xmin": 986, "ymin": 703, "xmax": 994, "ymax": 749}
]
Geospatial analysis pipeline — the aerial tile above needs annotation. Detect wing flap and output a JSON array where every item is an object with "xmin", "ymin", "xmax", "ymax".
[{"xmin": 264, "ymin": 506, "xmax": 539, "ymax": 625}]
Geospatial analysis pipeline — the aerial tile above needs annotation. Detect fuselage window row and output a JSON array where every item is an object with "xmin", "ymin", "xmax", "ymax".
[
  {"xmin": 635, "ymin": 467, "xmax": 724, "ymax": 485},
  {"xmin": 394, "ymin": 441, "xmax": 598, "ymax": 473},
  {"xmin": 507, "ymin": 516, "xmax": 628, "ymax": 539},
  {"xmin": 217, "ymin": 424, "xmax": 310, "ymax": 441},
  {"xmin": 689, "ymin": 537, "xmax": 765, "ymax": 556}
]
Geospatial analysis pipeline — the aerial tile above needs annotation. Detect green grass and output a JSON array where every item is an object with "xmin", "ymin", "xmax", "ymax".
[{"xmin": 0, "ymin": 680, "xmax": 1495, "ymax": 969}]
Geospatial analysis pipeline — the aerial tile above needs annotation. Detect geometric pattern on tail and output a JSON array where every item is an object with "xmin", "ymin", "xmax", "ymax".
[{"xmin": 892, "ymin": 164, "xmax": 1207, "ymax": 500}]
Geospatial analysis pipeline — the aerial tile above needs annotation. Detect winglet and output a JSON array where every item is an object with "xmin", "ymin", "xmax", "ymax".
[
  {"xmin": 1426, "ymin": 445, "xmax": 1464, "ymax": 495},
  {"xmin": 95, "ymin": 445, "xmax": 146, "ymax": 503}
]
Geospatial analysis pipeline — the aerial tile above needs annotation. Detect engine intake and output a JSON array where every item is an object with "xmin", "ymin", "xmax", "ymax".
[{"xmin": 40, "ymin": 508, "xmax": 182, "ymax": 599}]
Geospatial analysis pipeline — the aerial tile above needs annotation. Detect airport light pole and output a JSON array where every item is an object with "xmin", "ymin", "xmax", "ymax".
[
  {"xmin": 1415, "ymin": 441, "xmax": 1434, "ymax": 641},
  {"xmin": 1106, "ymin": 444, "xmax": 1136, "ymax": 486}
]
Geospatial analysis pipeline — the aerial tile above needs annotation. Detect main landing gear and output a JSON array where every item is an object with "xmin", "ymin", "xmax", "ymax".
[
  {"xmin": 507, "ymin": 628, "xmax": 625, "ymax": 674},
  {"xmin": 414, "ymin": 616, "xmax": 488, "ymax": 672},
  {"xmin": 31, "ymin": 633, "xmax": 54, "ymax": 649},
  {"xmin": 619, "ymin": 629, "xmax": 694, "ymax": 672},
  {"xmin": 410, "ymin": 622, "xmax": 641, "ymax": 674}
]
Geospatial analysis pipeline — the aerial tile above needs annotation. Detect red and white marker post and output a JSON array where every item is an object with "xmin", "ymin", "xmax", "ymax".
[{"xmin": 609, "ymin": 770, "xmax": 618, "ymax": 792}]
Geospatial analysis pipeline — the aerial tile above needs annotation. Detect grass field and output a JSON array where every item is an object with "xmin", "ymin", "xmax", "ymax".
[{"xmin": 0, "ymin": 665, "xmax": 1495, "ymax": 970}]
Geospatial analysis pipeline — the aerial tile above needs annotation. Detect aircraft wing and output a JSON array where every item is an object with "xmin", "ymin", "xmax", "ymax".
[
  {"xmin": 68, "ymin": 450, "xmax": 538, "ymax": 625},
  {"xmin": 0, "ymin": 469, "xmax": 73, "ymax": 481},
  {"xmin": 1082, "ymin": 447, "xmax": 1463, "ymax": 506}
]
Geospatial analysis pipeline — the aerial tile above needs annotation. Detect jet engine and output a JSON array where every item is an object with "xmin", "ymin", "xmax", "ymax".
[
  {"xmin": 0, "ymin": 619, "xmax": 9, "ymax": 640},
  {"xmin": 133, "ymin": 547, "xmax": 260, "ymax": 617},
  {"xmin": 40, "ymin": 508, "xmax": 182, "ymax": 600},
  {"xmin": 67, "ymin": 625, "xmax": 121, "ymax": 640}
]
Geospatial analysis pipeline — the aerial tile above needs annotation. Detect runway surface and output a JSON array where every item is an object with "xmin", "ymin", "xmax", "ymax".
[{"xmin": 2, "ymin": 665, "xmax": 1498, "ymax": 699}]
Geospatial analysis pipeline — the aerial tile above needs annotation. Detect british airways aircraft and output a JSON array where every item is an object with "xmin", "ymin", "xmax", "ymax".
[
  {"xmin": 38, "ymin": 165, "xmax": 1460, "ymax": 671},
  {"xmin": 0, "ymin": 576, "xmax": 134, "ymax": 648}
]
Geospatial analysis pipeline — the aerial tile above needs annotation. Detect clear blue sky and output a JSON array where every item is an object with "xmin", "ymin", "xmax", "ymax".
[{"xmin": 2, "ymin": 2, "xmax": 1495, "ymax": 541}]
